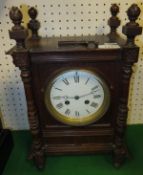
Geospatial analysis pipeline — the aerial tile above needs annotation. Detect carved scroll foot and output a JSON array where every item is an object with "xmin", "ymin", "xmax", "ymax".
[
  {"xmin": 112, "ymin": 144, "xmax": 129, "ymax": 168},
  {"xmin": 29, "ymin": 144, "xmax": 46, "ymax": 169}
]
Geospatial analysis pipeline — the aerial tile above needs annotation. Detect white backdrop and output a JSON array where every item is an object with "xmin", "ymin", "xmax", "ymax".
[{"xmin": 0, "ymin": 0, "xmax": 143, "ymax": 130}]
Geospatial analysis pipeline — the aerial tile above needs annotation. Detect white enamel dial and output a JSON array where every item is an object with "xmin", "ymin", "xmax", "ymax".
[{"xmin": 45, "ymin": 69, "xmax": 110, "ymax": 126}]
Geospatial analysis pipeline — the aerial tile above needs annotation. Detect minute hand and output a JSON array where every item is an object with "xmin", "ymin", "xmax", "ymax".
[{"xmin": 79, "ymin": 90, "xmax": 98, "ymax": 98}]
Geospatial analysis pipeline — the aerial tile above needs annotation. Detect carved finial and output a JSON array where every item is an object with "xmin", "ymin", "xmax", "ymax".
[
  {"xmin": 108, "ymin": 4, "xmax": 120, "ymax": 35},
  {"xmin": 9, "ymin": 7, "xmax": 28, "ymax": 48},
  {"xmin": 127, "ymin": 4, "xmax": 141, "ymax": 22},
  {"xmin": 28, "ymin": 7, "xmax": 40, "ymax": 39},
  {"xmin": 111, "ymin": 3, "xmax": 119, "ymax": 16},
  {"xmin": 9, "ymin": 7, "xmax": 23, "ymax": 30},
  {"xmin": 122, "ymin": 4, "xmax": 142, "ymax": 46}
]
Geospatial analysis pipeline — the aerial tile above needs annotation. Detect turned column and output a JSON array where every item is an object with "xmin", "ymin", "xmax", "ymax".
[
  {"xmin": 9, "ymin": 7, "xmax": 45, "ymax": 169},
  {"xmin": 113, "ymin": 4, "xmax": 142, "ymax": 168}
]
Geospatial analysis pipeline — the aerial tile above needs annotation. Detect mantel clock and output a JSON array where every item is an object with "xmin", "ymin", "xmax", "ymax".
[{"xmin": 7, "ymin": 4, "xmax": 142, "ymax": 169}]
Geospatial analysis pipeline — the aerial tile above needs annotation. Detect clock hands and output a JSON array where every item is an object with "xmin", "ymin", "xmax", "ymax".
[
  {"xmin": 78, "ymin": 90, "xmax": 99, "ymax": 98},
  {"xmin": 52, "ymin": 90, "xmax": 99, "ymax": 100},
  {"xmin": 52, "ymin": 95, "xmax": 74, "ymax": 100}
]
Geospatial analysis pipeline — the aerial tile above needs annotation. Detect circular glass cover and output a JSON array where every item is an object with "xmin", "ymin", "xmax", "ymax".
[{"xmin": 45, "ymin": 69, "xmax": 110, "ymax": 126}]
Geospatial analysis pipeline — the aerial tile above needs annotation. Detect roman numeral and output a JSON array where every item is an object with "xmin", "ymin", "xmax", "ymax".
[
  {"xmin": 86, "ymin": 109, "xmax": 90, "ymax": 114},
  {"xmin": 74, "ymin": 72, "xmax": 79, "ymax": 83},
  {"xmin": 93, "ymin": 95, "xmax": 101, "ymax": 99},
  {"xmin": 53, "ymin": 96, "xmax": 61, "ymax": 100},
  {"xmin": 56, "ymin": 103, "xmax": 63, "ymax": 109},
  {"xmin": 54, "ymin": 87, "xmax": 62, "ymax": 91},
  {"xmin": 85, "ymin": 77, "xmax": 90, "ymax": 85},
  {"xmin": 75, "ymin": 111, "xmax": 80, "ymax": 116},
  {"xmin": 90, "ymin": 102, "xmax": 98, "ymax": 108},
  {"xmin": 52, "ymin": 80, "xmax": 57, "ymax": 85},
  {"xmin": 65, "ymin": 109, "xmax": 70, "ymax": 115},
  {"xmin": 91, "ymin": 85, "xmax": 99, "ymax": 91},
  {"xmin": 63, "ymin": 78, "xmax": 69, "ymax": 85}
]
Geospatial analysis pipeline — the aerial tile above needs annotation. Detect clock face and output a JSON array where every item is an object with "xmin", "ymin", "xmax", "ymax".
[{"xmin": 45, "ymin": 69, "xmax": 110, "ymax": 126}]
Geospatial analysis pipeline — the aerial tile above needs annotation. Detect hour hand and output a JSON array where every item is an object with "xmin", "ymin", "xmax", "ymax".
[{"xmin": 52, "ymin": 96, "xmax": 74, "ymax": 100}]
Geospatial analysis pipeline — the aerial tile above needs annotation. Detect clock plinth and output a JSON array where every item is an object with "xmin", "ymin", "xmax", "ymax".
[{"xmin": 7, "ymin": 4, "xmax": 142, "ymax": 169}]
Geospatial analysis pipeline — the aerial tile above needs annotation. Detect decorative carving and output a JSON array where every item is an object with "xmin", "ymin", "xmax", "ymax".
[
  {"xmin": 9, "ymin": 7, "xmax": 45, "ymax": 169},
  {"xmin": 108, "ymin": 4, "xmax": 120, "ymax": 36},
  {"xmin": 113, "ymin": 4, "xmax": 142, "ymax": 167},
  {"xmin": 122, "ymin": 47, "xmax": 139, "ymax": 63},
  {"xmin": 12, "ymin": 51, "xmax": 29, "ymax": 67},
  {"xmin": 9, "ymin": 7, "xmax": 28, "ymax": 48},
  {"xmin": 7, "ymin": 4, "xmax": 142, "ymax": 169},
  {"xmin": 9, "ymin": 7, "xmax": 23, "ymax": 30},
  {"xmin": 113, "ymin": 63, "xmax": 132, "ymax": 168},
  {"xmin": 122, "ymin": 4, "xmax": 142, "ymax": 46},
  {"xmin": 12, "ymin": 51, "xmax": 45, "ymax": 169},
  {"xmin": 28, "ymin": 7, "xmax": 40, "ymax": 39}
]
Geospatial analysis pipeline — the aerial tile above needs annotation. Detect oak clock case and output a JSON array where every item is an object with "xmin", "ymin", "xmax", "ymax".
[{"xmin": 8, "ymin": 4, "xmax": 142, "ymax": 169}]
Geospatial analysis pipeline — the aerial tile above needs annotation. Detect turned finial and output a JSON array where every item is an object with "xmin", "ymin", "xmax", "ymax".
[
  {"xmin": 122, "ymin": 4, "xmax": 142, "ymax": 46},
  {"xmin": 9, "ymin": 7, "xmax": 23, "ymax": 30},
  {"xmin": 9, "ymin": 7, "xmax": 28, "ymax": 48},
  {"xmin": 127, "ymin": 4, "xmax": 141, "ymax": 22},
  {"xmin": 111, "ymin": 3, "xmax": 119, "ymax": 16},
  {"xmin": 108, "ymin": 4, "xmax": 120, "ymax": 35},
  {"xmin": 28, "ymin": 7, "xmax": 40, "ymax": 39}
]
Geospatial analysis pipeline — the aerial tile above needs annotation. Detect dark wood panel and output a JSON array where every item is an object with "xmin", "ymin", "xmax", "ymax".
[
  {"xmin": 44, "ymin": 143, "xmax": 113, "ymax": 155},
  {"xmin": 31, "ymin": 61, "xmax": 122, "ymax": 129},
  {"xmin": 31, "ymin": 49, "xmax": 122, "ymax": 63}
]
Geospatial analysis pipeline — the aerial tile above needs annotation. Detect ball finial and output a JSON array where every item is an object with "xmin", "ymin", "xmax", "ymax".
[
  {"xmin": 28, "ymin": 7, "xmax": 38, "ymax": 20},
  {"xmin": 122, "ymin": 4, "xmax": 142, "ymax": 46},
  {"xmin": 127, "ymin": 4, "xmax": 141, "ymax": 22},
  {"xmin": 110, "ymin": 4, "xmax": 119, "ymax": 17}
]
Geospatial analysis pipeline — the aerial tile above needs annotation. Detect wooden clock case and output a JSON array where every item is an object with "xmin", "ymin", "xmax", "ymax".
[{"xmin": 7, "ymin": 4, "xmax": 142, "ymax": 169}]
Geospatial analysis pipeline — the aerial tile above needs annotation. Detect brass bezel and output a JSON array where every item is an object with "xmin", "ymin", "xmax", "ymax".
[{"xmin": 44, "ymin": 68, "xmax": 110, "ymax": 126}]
